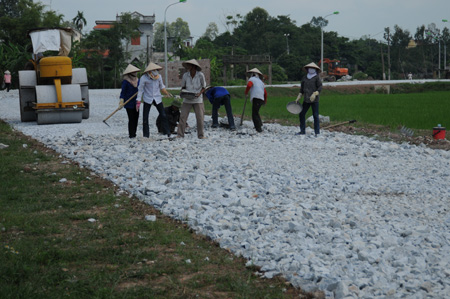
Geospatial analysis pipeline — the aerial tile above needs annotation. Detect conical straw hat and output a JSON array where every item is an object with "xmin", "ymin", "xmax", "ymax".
[
  {"xmin": 122, "ymin": 64, "xmax": 140, "ymax": 75},
  {"xmin": 303, "ymin": 62, "xmax": 321, "ymax": 73},
  {"xmin": 144, "ymin": 62, "xmax": 163, "ymax": 73},
  {"xmin": 246, "ymin": 68, "xmax": 263, "ymax": 76},
  {"xmin": 182, "ymin": 59, "xmax": 202, "ymax": 71}
]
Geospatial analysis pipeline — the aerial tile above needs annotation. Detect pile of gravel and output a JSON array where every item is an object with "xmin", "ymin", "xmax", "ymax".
[{"xmin": 1, "ymin": 89, "xmax": 449, "ymax": 298}]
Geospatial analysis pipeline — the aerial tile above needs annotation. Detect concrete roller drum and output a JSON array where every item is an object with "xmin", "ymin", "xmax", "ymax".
[
  {"xmin": 72, "ymin": 68, "xmax": 89, "ymax": 119},
  {"xmin": 18, "ymin": 70, "xmax": 38, "ymax": 122},
  {"xmin": 35, "ymin": 84, "xmax": 83, "ymax": 125}
]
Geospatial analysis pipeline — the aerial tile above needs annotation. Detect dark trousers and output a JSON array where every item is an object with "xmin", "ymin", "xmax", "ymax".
[
  {"xmin": 299, "ymin": 101, "xmax": 320, "ymax": 134},
  {"xmin": 125, "ymin": 108, "xmax": 139, "ymax": 138},
  {"xmin": 5, "ymin": 83, "xmax": 10, "ymax": 92},
  {"xmin": 252, "ymin": 98, "xmax": 264, "ymax": 132},
  {"xmin": 143, "ymin": 101, "xmax": 170, "ymax": 137},
  {"xmin": 212, "ymin": 94, "xmax": 235, "ymax": 128}
]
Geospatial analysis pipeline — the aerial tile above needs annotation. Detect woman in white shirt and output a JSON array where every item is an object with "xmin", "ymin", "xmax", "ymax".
[
  {"xmin": 136, "ymin": 63, "xmax": 172, "ymax": 138},
  {"xmin": 177, "ymin": 59, "xmax": 207, "ymax": 139}
]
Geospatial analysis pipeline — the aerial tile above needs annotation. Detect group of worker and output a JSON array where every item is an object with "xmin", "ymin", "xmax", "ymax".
[{"xmin": 119, "ymin": 59, "xmax": 322, "ymax": 139}]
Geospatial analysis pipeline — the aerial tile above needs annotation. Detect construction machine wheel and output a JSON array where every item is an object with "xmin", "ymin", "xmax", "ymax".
[
  {"xmin": 36, "ymin": 110, "xmax": 83, "ymax": 125},
  {"xmin": 72, "ymin": 68, "xmax": 90, "ymax": 119},
  {"xmin": 35, "ymin": 84, "xmax": 84, "ymax": 125},
  {"xmin": 18, "ymin": 70, "xmax": 38, "ymax": 122}
]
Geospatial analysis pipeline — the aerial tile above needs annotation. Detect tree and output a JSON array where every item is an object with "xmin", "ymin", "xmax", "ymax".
[
  {"xmin": 310, "ymin": 16, "xmax": 328, "ymax": 28},
  {"xmin": 0, "ymin": 0, "xmax": 64, "ymax": 46},
  {"xmin": 152, "ymin": 18, "xmax": 191, "ymax": 52},
  {"xmin": 72, "ymin": 11, "xmax": 87, "ymax": 32},
  {"xmin": 81, "ymin": 13, "xmax": 140, "ymax": 88},
  {"xmin": 224, "ymin": 13, "xmax": 243, "ymax": 33},
  {"xmin": 202, "ymin": 22, "xmax": 219, "ymax": 41}
]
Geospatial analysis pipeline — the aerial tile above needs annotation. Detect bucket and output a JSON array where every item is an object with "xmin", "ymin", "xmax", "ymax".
[{"xmin": 433, "ymin": 126, "xmax": 446, "ymax": 140}]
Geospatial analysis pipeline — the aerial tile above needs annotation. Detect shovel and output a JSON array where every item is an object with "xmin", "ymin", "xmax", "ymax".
[
  {"xmin": 103, "ymin": 91, "xmax": 138, "ymax": 127},
  {"xmin": 323, "ymin": 119, "xmax": 357, "ymax": 129},
  {"xmin": 240, "ymin": 94, "xmax": 248, "ymax": 126}
]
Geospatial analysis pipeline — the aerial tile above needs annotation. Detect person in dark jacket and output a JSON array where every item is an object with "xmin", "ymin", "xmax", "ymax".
[
  {"xmin": 295, "ymin": 62, "xmax": 323, "ymax": 135},
  {"xmin": 156, "ymin": 98, "xmax": 181, "ymax": 134},
  {"xmin": 204, "ymin": 86, "xmax": 236, "ymax": 130},
  {"xmin": 119, "ymin": 64, "xmax": 141, "ymax": 138}
]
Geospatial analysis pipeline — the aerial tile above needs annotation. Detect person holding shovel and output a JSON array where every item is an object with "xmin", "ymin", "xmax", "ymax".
[
  {"xmin": 119, "ymin": 64, "xmax": 141, "ymax": 138},
  {"xmin": 177, "ymin": 59, "xmax": 207, "ymax": 139},
  {"xmin": 244, "ymin": 68, "xmax": 267, "ymax": 133},
  {"xmin": 136, "ymin": 62, "xmax": 172, "ymax": 138},
  {"xmin": 295, "ymin": 62, "xmax": 323, "ymax": 136}
]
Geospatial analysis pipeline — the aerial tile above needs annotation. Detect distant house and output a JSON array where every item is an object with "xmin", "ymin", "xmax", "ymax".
[{"xmin": 94, "ymin": 11, "xmax": 155, "ymax": 65}]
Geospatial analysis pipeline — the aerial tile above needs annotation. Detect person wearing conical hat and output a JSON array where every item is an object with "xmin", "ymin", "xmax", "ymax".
[
  {"xmin": 244, "ymin": 68, "xmax": 267, "ymax": 133},
  {"xmin": 120, "ymin": 64, "xmax": 141, "ymax": 138},
  {"xmin": 295, "ymin": 62, "xmax": 322, "ymax": 136},
  {"xmin": 177, "ymin": 59, "xmax": 207, "ymax": 139},
  {"xmin": 136, "ymin": 62, "xmax": 172, "ymax": 138},
  {"xmin": 3, "ymin": 70, "xmax": 11, "ymax": 92}
]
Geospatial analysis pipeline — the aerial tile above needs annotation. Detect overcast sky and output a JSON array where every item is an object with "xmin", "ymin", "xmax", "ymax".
[{"xmin": 43, "ymin": 0, "xmax": 450, "ymax": 41}]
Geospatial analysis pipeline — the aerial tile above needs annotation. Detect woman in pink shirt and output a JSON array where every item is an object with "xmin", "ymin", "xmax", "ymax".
[{"xmin": 3, "ymin": 70, "xmax": 11, "ymax": 92}]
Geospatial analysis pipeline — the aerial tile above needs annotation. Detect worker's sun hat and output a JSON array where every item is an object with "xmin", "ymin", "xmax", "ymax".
[
  {"xmin": 246, "ymin": 68, "xmax": 263, "ymax": 76},
  {"xmin": 4, "ymin": 70, "xmax": 10, "ymax": 74},
  {"xmin": 182, "ymin": 59, "xmax": 202, "ymax": 71},
  {"xmin": 303, "ymin": 62, "xmax": 321, "ymax": 73},
  {"xmin": 122, "ymin": 64, "xmax": 141, "ymax": 75},
  {"xmin": 171, "ymin": 98, "xmax": 182, "ymax": 108},
  {"xmin": 144, "ymin": 62, "xmax": 163, "ymax": 73}
]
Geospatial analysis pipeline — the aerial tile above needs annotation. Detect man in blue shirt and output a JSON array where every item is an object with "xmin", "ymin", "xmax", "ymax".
[{"xmin": 204, "ymin": 86, "xmax": 236, "ymax": 130}]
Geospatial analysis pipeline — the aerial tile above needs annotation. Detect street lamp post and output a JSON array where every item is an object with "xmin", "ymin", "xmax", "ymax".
[
  {"xmin": 284, "ymin": 33, "xmax": 290, "ymax": 55},
  {"xmin": 320, "ymin": 11, "xmax": 339, "ymax": 73},
  {"xmin": 164, "ymin": 0, "xmax": 186, "ymax": 87},
  {"xmin": 443, "ymin": 19, "xmax": 448, "ymax": 70}
]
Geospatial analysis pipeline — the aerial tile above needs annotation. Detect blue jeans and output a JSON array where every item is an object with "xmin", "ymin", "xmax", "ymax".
[
  {"xmin": 299, "ymin": 101, "xmax": 320, "ymax": 134},
  {"xmin": 143, "ymin": 101, "xmax": 170, "ymax": 137},
  {"xmin": 212, "ymin": 94, "xmax": 235, "ymax": 128}
]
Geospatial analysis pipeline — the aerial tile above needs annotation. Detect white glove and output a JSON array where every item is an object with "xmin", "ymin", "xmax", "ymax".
[
  {"xmin": 136, "ymin": 101, "xmax": 141, "ymax": 112},
  {"xmin": 295, "ymin": 93, "xmax": 302, "ymax": 103},
  {"xmin": 119, "ymin": 98, "xmax": 124, "ymax": 107},
  {"xmin": 310, "ymin": 91, "xmax": 319, "ymax": 102}
]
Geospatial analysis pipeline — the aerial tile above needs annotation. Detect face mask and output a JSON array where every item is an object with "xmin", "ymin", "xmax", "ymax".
[
  {"xmin": 151, "ymin": 70, "xmax": 159, "ymax": 76},
  {"xmin": 308, "ymin": 68, "xmax": 316, "ymax": 75}
]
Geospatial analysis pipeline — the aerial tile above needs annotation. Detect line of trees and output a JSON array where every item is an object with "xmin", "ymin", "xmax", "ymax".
[
  {"xmin": 1, "ymin": 2, "xmax": 449, "ymax": 89},
  {"xmin": 179, "ymin": 7, "xmax": 450, "ymax": 84}
]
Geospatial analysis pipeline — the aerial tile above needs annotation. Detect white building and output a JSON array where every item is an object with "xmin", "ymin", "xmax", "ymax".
[{"xmin": 94, "ymin": 12, "xmax": 155, "ymax": 65}]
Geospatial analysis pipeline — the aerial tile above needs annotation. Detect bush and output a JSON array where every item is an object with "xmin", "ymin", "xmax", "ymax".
[{"xmin": 353, "ymin": 72, "xmax": 368, "ymax": 80}]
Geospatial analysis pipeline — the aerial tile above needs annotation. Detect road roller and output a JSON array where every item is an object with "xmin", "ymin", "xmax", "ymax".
[{"xmin": 19, "ymin": 28, "xmax": 89, "ymax": 125}]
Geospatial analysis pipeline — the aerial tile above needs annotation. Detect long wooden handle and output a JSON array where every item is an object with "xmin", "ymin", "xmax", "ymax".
[
  {"xmin": 240, "ymin": 95, "xmax": 248, "ymax": 126},
  {"xmin": 103, "ymin": 91, "xmax": 138, "ymax": 123},
  {"xmin": 323, "ymin": 119, "xmax": 357, "ymax": 129}
]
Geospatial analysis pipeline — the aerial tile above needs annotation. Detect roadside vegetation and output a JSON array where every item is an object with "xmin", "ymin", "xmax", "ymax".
[
  {"xmin": 167, "ymin": 82, "xmax": 450, "ymax": 132},
  {"xmin": 1, "ymin": 1, "xmax": 449, "ymax": 89}
]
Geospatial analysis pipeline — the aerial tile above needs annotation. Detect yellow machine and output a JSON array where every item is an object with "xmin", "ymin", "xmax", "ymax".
[{"xmin": 19, "ymin": 28, "xmax": 89, "ymax": 125}]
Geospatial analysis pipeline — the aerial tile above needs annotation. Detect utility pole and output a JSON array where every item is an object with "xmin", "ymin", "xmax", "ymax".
[
  {"xmin": 381, "ymin": 43, "xmax": 386, "ymax": 80},
  {"xmin": 384, "ymin": 28, "xmax": 391, "ymax": 80}
]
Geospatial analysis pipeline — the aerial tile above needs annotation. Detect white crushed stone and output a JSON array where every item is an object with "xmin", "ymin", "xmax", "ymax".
[{"xmin": 1, "ymin": 89, "xmax": 449, "ymax": 298}]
